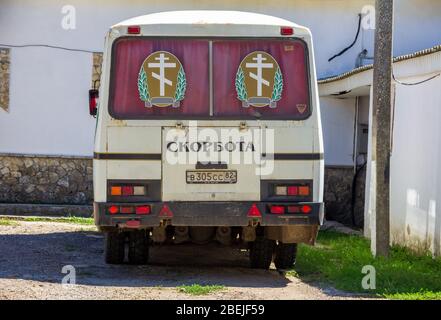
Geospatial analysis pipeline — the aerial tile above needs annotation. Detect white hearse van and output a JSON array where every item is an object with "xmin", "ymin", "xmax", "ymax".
[{"xmin": 92, "ymin": 11, "xmax": 324, "ymax": 269}]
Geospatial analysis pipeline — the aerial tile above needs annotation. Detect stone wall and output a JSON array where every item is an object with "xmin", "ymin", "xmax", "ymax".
[
  {"xmin": 91, "ymin": 52, "xmax": 103, "ymax": 89},
  {"xmin": 353, "ymin": 165, "xmax": 367, "ymax": 227},
  {"xmin": 0, "ymin": 154, "xmax": 93, "ymax": 205},
  {"xmin": 324, "ymin": 166, "xmax": 366, "ymax": 227},
  {"xmin": 0, "ymin": 48, "xmax": 10, "ymax": 112}
]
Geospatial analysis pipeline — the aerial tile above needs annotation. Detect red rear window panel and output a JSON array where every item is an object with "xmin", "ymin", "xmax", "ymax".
[
  {"xmin": 109, "ymin": 38, "xmax": 210, "ymax": 119},
  {"xmin": 213, "ymin": 39, "xmax": 310, "ymax": 119},
  {"xmin": 109, "ymin": 37, "xmax": 310, "ymax": 120}
]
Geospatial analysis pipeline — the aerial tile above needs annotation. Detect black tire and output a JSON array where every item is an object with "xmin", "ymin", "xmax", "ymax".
[
  {"xmin": 104, "ymin": 231, "xmax": 126, "ymax": 264},
  {"xmin": 274, "ymin": 243, "xmax": 298, "ymax": 270},
  {"xmin": 128, "ymin": 230, "xmax": 149, "ymax": 265},
  {"xmin": 249, "ymin": 237, "xmax": 276, "ymax": 269}
]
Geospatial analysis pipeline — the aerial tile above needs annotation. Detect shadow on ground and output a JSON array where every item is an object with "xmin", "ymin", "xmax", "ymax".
[{"xmin": 0, "ymin": 230, "xmax": 292, "ymax": 289}]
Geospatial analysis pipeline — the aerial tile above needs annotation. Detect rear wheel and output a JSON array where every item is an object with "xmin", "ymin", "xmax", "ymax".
[
  {"xmin": 128, "ymin": 230, "xmax": 149, "ymax": 265},
  {"xmin": 274, "ymin": 243, "xmax": 298, "ymax": 270},
  {"xmin": 104, "ymin": 231, "xmax": 126, "ymax": 264},
  {"xmin": 249, "ymin": 237, "xmax": 276, "ymax": 269}
]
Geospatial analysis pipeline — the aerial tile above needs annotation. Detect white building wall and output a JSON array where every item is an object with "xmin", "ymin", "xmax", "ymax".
[
  {"xmin": 320, "ymin": 97, "xmax": 355, "ymax": 166},
  {"xmin": 389, "ymin": 74, "xmax": 441, "ymax": 255},
  {"xmin": 0, "ymin": 0, "xmax": 440, "ymax": 157}
]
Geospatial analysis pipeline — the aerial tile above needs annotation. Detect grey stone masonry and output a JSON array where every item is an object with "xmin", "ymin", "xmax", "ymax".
[
  {"xmin": 0, "ymin": 203, "xmax": 92, "ymax": 217},
  {"xmin": 324, "ymin": 166, "xmax": 366, "ymax": 227},
  {"xmin": 0, "ymin": 154, "xmax": 93, "ymax": 205},
  {"xmin": 0, "ymin": 48, "xmax": 10, "ymax": 112},
  {"xmin": 92, "ymin": 52, "xmax": 103, "ymax": 89}
]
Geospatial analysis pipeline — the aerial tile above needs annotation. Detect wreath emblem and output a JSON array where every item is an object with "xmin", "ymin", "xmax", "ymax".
[
  {"xmin": 235, "ymin": 51, "xmax": 283, "ymax": 108},
  {"xmin": 137, "ymin": 51, "xmax": 187, "ymax": 108}
]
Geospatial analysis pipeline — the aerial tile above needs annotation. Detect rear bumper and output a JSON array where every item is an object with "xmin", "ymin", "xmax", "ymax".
[{"xmin": 94, "ymin": 201, "xmax": 324, "ymax": 228}]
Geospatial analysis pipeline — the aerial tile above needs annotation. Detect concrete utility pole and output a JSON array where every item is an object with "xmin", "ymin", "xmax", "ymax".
[{"xmin": 372, "ymin": 0, "xmax": 394, "ymax": 257}]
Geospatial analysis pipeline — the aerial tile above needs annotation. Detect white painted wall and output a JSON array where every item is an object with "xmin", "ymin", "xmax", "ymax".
[
  {"xmin": 320, "ymin": 97, "xmax": 355, "ymax": 166},
  {"xmin": 364, "ymin": 68, "xmax": 441, "ymax": 256},
  {"xmin": 0, "ymin": 0, "xmax": 440, "ymax": 156},
  {"xmin": 389, "ymin": 74, "xmax": 441, "ymax": 255}
]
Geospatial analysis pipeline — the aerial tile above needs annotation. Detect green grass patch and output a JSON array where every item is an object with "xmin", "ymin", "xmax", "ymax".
[
  {"xmin": 0, "ymin": 218, "xmax": 19, "ymax": 226},
  {"xmin": 22, "ymin": 217, "xmax": 94, "ymax": 225},
  {"xmin": 294, "ymin": 231, "xmax": 441, "ymax": 300},
  {"xmin": 177, "ymin": 284, "xmax": 225, "ymax": 296}
]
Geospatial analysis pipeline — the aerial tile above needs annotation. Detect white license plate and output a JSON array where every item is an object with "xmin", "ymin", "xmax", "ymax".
[{"xmin": 186, "ymin": 170, "xmax": 237, "ymax": 184}]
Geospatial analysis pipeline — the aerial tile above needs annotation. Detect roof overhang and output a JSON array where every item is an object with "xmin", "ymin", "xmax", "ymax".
[{"xmin": 319, "ymin": 44, "xmax": 441, "ymax": 97}]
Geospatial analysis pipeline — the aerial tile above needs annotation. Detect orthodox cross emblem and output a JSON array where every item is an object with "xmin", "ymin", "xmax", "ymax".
[
  {"xmin": 138, "ymin": 51, "xmax": 186, "ymax": 108},
  {"xmin": 235, "ymin": 51, "xmax": 283, "ymax": 108}
]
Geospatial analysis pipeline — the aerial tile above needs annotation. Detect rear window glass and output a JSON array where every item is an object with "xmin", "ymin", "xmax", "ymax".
[
  {"xmin": 109, "ymin": 38, "xmax": 309, "ymax": 119},
  {"xmin": 213, "ymin": 39, "xmax": 310, "ymax": 119},
  {"xmin": 110, "ymin": 38, "xmax": 210, "ymax": 118}
]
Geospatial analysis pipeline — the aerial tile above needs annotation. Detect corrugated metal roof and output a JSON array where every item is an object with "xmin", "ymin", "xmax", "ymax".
[{"xmin": 318, "ymin": 44, "xmax": 441, "ymax": 84}]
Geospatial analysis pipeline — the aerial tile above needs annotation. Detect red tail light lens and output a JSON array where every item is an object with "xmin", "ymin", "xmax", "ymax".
[
  {"xmin": 287, "ymin": 206, "xmax": 300, "ymax": 213},
  {"xmin": 248, "ymin": 204, "xmax": 262, "ymax": 217},
  {"xmin": 301, "ymin": 205, "xmax": 312, "ymax": 214},
  {"xmin": 287, "ymin": 186, "xmax": 299, "ymax": 196},
  {"xmin": 136, "ymin": 206, "xmax": 151, "ymax": 215},
  {"xmin": 270, "ymin": 205, "xmax": 285, "ymax": 214},
  {"xmin": 108, "ymin": 206, "xmax": 119, "ymax": 215},
  {"xmin": 127, "ymin": 26, "xmax": 141, "ymax": 34},
  {"xmin": 280, "ymin": 26, "xmax": 294, "ymax": 36},
  {"xmin": 89, "ymin": 89, "xmax": 98, "ymax": 116},
  {"xmin": 122, "ymin": 186, "xmax": 134, "ymax": 196},
  {"xmin": 120, "ymin": 206, "xmax": 135, "ymax": 214}
]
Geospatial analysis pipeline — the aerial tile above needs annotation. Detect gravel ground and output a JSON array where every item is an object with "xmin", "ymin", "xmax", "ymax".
[{"xmin": 0, "ymin": 220, "xmax": 367, "ymax": 300}]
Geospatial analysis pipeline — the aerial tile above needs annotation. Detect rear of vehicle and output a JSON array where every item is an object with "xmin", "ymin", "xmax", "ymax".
[{"xmin": 93, "ymin": 11, "xmax": 324, "ymax": 269}]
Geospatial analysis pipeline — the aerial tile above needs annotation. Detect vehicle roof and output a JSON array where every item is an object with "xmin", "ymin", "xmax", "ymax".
[{"xmin": 113, "ymin": 10, "xmax": 306, "ymax": 30}]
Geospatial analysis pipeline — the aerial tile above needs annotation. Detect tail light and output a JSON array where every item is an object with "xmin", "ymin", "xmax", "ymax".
[
  {"xmin": 287, "ymin": 206, "xmax": 300, "ymax": 213},
  {"xmin": 108, "ymin": 206, "xmax": 119, "ymax": 215},
  {"xmin": 274, "ymin": 184, "xmax": 310, "ymax": 197},
  {"xmin": 270, "ymin": 205, "xmax": 285, "ymax": 214},
  {"xmin": 136, "ymin": 206, "xmax": 151, "ymax": 215},
  {"xmin": 120, "ymin": 206, "xmax": 135, "ymax": 214},
  {"xmin": 122, "ymin": 186, "xmax": 134, "ymax": 196},
  {"xmin": 108, "ymin": 205, "xmax": 151, "ymax": 215},
  {"xmin": 248, "ymin": 203, "xmax": 262, "ymax": 217},
  {"xmin": 127, "ymin": 25, "xmax": 141, "ymax": 34},
  {"xmin": 299, "ymin": 186, "xmax": 310, "ymax": 196},
  {"xmin": 275, "ymin": 186, "xmax": 287, "ymax": 196},
  {"xmin": 287, "ymin": 186, "xmax": 299, "ymax": 196},
  {"xmin": 270, "ymin": 205, "xmax": 313, "ymax": 215},
  {"xmin": 280, "ymin": 26, "xmax": 294, "ymax": 36},
  {"xmin": 89, "ymin": 89, "xmax": 99, "ymax": 116},
  {"xmin": 133, "ymin": 186, "xmax": 145, "ymax": 196},
  {"xmin": 301, "ymin": 205, "xmax": 312, "ymax": 214},
  {"xmin": 111, "ymin": 186, "xmax": 122, "ymax": 196},
  {"xmin": 109, "ymin": 185, "xmax": 146, "ymax": 197}
]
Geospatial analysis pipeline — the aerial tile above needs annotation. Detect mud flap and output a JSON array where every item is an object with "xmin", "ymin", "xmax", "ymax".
[{"xmin": 265, "ymin": 225, "xmax": 319, "ymax": 245}]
